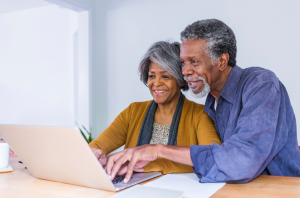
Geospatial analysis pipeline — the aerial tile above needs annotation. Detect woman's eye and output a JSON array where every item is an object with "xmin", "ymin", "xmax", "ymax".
[
  {"xmin": 148, "ymin": 75, "xmax": 155, "ymax": 78},
  {"xmin": 162, "ymin": 75, "xmax": 170, "ymax": 79}
]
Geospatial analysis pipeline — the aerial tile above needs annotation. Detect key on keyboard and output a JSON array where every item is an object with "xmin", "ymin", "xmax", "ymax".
[{"xmin": 112, "ymin": 175, "xmax": 133, "ymax": 184}]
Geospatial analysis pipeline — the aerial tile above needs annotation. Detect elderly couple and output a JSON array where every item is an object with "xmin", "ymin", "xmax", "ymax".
[{"xmin": 89, "ymin": 19, "xmax": 300, "ymax": 184}]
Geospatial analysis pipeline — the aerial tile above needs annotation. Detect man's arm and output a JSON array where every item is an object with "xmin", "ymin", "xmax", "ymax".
[
  {"xmin": 105, "ymin": 144, "xmax": 192, "ymax": 183},
  {"xmin": 191, "ymin": 81, "xmax": 282, "ymax": 183}
]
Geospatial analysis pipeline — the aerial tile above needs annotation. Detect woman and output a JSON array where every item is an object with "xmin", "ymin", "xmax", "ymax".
[{"xmin": 89, "ymin": 41, "xmax": 220, "ymax": 174}]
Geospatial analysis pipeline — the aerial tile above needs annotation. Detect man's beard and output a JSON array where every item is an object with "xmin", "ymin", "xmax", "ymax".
[{"xmin": 184, "ymin": 76, "xmax": 210, "ymax": 98}]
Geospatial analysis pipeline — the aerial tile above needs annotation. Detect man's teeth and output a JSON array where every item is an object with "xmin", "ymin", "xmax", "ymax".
[
  {"xmin": 154, "ymin": 90, "xmax": 166, "ymax": 93},
  {"xmin": 189, "ymin": 82, "xmax": 198, "ymax": 86}
]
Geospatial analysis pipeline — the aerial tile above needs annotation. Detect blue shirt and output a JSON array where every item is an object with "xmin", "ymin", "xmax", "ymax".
[{"xmin": 190, "ymin": 65, "xmax": 300, "ymax": 183}]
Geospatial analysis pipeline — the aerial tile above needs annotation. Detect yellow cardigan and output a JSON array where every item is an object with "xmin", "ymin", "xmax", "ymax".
[{"xmin": 89, "ymin": 96, "xmax": 221, "ymax": 174}]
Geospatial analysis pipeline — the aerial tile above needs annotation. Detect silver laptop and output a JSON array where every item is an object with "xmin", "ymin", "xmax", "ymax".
[{"xmin": 0, "ymin": 124, "xmax": 161, "ymax": 191}]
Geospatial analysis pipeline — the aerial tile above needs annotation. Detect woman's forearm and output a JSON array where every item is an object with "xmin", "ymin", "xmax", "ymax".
[{"xmin": 156, "ymin": 144, "xmax": 193, "ymax": 166}]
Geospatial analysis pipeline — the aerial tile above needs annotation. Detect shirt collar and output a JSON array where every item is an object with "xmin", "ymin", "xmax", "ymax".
[
  {"xmin": 219, "ymin": 65, "xmax": 242, "ymax": 104},
  {"xmin": 204, "ymin": 65, "xmax": 242, "ymax": 114}
]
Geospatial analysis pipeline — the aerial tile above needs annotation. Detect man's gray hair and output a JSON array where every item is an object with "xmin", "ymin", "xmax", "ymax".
[
  {"xmin": 139, "ymin": 41, "xmax": 188, "ymax": 91},
  {"xmin": 181, "ymin": 19, "xmax": 237, "ymax": 67}
]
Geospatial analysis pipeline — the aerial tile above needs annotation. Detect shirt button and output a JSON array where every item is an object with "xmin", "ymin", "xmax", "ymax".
[{"xmin": 217, "ymin": 113, "xmax": 221, "ymax": 118}]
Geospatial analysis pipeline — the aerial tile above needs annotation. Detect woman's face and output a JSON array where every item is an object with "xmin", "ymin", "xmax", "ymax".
[{"xmin": 148, "ymin": 61, "xmax": 181, "ymax": 105}]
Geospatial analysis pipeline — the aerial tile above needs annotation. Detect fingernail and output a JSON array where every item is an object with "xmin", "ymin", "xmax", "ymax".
[{"xmin": 123, "ymin": 178, "xmax": 128, "ymax": 183}]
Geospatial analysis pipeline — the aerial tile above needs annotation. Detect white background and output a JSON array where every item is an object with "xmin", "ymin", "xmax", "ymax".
[
  {"xmin": 0, "ymin": 4, "xmax": 89, "ymax": 129},
  {"xmin": 0, "ymin": 0, "xmax": 299, "ymax": 144},
  {"xmin": 104, "ymin": 0, "xmax": 300, "ymax": 144}
]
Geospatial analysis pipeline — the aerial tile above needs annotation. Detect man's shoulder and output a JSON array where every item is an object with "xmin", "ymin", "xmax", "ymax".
[{"xmin": 241, "ymin": 67, "xmax": 280, "ymax": 91}]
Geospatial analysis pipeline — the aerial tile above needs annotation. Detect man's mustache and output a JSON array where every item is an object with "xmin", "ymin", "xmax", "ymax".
[{"xmin": 184, "ymin": 76, "xmax": 206, "ymax": 82}]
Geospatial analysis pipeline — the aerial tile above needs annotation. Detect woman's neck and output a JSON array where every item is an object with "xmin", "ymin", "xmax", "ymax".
[{"xmin": 154, "ymin": 93, "xmax": 181, "ymax": 125}]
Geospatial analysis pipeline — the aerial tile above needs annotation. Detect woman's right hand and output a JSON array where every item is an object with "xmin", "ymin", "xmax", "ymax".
[{"xmin": 91, "ymin": 148, "xmax": 108, "ymax": 166}]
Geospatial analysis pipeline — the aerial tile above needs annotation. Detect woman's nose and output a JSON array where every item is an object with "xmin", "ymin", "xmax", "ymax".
[{"xmin": 154, "ymin": 77, "xmax": 162, "ymax": 86}]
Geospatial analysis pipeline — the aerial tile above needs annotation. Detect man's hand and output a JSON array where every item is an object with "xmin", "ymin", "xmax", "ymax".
[
  {"xmin": 105, "ymin": 144, "xmax": 159, "ymax": 183},
  {"xmin": 91, "ymin": 148, "xmax": 108, "ymax": 166}
]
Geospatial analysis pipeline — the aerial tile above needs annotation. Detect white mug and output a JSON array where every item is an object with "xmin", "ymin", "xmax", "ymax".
[{"xmin": 0, "ymin": 143, "xmax": 10, "ymax": 169}]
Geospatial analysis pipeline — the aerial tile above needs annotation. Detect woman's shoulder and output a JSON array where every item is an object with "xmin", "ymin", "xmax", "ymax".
[
  {"xmin": 127, "ymin": 100, "xmax": 152, "ymax": 111},
  {"xmin": 183, "ymin": 96, "xmax": 205, "ymax": 113}
]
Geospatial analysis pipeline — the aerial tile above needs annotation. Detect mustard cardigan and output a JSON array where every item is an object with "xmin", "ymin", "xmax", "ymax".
[{"xmin": 89, "ymin": 96, "xmax": 221, "ymax": 174}]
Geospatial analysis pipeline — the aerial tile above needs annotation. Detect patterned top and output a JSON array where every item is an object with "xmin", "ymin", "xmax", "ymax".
[{"xmin": 149, "ymin": 122, "xmax": 171, "ymax": 145}]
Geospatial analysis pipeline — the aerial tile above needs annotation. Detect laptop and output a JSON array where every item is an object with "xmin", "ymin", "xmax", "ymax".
[{"xmin": 0, "ymin": 124, "xmax": 161, "ymax": 191}]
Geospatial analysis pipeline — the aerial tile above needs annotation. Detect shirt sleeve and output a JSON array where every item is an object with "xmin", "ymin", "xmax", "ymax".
[{"xmin": 191, "ymin": 80, "xmax": 281, "ymax": 183}]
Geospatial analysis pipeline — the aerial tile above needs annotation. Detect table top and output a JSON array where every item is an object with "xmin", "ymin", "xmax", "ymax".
[{"xmin": 1, "ymin": 157, "xmax": 300, "ymax": 198}]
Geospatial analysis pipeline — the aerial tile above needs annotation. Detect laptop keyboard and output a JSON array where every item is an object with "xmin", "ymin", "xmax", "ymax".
[
  {"xmin": 112, "ymin": 175, "xmax": 126, "ymax": 184},
  {"xmin": 112, "ymin": 175, "xmax": 133, "ymax": 184}
]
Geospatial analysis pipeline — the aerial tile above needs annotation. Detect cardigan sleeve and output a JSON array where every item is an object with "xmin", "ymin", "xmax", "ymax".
[
  {"xmin": 89, "ymin": 104, "xmax": 132, "ymax": 155},
  {"xmin": 197, "ymin": 110, "xmax": 221, "ymax": 146}
]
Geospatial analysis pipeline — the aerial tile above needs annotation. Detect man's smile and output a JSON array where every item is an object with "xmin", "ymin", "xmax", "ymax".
[{"xmin": 186, "ymin": 81, "xmax": 201, "ymax": 89}]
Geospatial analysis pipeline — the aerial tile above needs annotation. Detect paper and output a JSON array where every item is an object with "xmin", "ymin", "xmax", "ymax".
[
  {"xmin": 109, "ymin": 185, "xmax": 183, "ymax": 198},
  {"xmin": 144, "ymin": 173, "xmax": 225, "ymax": 198}
]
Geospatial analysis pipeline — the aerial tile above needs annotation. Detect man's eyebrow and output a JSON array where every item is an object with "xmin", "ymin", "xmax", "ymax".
[{"xmin": 181, "ymin": 55, "xmax": 199, "ymax": 59}]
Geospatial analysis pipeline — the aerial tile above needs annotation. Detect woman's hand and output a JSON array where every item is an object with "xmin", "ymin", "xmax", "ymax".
[
  {"xmin": 91, "ymin": 148, "xmax": 108, "ymax": 166},
  {"xmin": 105, "ymin": 144, "xmax": 159, "ymax": 183}
]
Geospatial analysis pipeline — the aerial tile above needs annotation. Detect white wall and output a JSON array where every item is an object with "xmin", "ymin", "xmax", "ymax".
[
  {"xmin": 103, "ymin": 0, "xmax": 300, "ymax": 143},
  {"xmin": 0, "ymin": 5, "xmax": 80, "ymax": 127}
]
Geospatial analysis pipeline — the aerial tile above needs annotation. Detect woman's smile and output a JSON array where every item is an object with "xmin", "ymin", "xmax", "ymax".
[{"xmin": 154, "ymin": 89, "xmax": 167, "ymax": 95}]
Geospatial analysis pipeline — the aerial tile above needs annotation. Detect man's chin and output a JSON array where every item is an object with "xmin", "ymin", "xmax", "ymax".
[
  {"xmin": 189, "ymin": 84, "xmax": 210, "ymax": 98},
  {"xmin": 189, "ymin": 89, "xmax": 206, "ymax": 98}
]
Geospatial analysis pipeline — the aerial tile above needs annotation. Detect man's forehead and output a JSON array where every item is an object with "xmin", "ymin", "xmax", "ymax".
[{"xmin": 180, "ymin": 39, "xmax": 207, "ymax": 57}]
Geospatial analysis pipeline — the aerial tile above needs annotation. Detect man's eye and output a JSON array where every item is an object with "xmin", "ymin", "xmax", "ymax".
[
  {"xmin": 192, "ymin": 60, "xmax": 197, "ymax": 63},
  {"xmin": 181, "ymin": 61, "xmax": 185, "ymax": 66}
]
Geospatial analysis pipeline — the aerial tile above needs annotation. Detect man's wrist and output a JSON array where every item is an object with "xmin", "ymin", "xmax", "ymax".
[{"xmin": 154, "ymin": 144, "xmax": 165, "ymax": 159}]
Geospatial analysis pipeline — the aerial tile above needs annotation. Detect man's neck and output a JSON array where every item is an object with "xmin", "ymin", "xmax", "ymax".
[{"xmin": 210, "ymin": 66, "xmax": 233, "ymax": 101}]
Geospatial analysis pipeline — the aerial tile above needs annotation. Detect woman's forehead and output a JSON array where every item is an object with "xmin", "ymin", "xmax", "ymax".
[{"xmin": 149, "ymin": 61, "xmax": 167, "ymax": 72}]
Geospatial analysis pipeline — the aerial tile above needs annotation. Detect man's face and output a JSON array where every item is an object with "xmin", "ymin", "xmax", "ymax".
[{"xmin": 180, "ymin": 39, "xmax": 219, "ymax": 97}]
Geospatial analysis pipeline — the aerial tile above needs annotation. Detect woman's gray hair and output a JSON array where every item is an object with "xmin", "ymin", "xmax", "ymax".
[
  {"xmin": 138, "ymin": 41, "xmax": 188, "ymax": 91},
  {"xmin": 181, "ymin": 19, "xmax": 237, "ymax": 67}
]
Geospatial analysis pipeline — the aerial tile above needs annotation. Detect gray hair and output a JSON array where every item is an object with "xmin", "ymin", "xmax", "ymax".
[
  {"xmin": 181, "ymin": 19, "xmax": 237, "ymax": 67},
  {"xmin": 138, "ymin": 41, "xmax": 188, "ymax": 91}
]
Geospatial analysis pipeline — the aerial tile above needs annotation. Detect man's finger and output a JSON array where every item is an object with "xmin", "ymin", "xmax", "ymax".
[
  {"xmin": 124, "ymin": 152, "xmax": 140, "ymax": 183},
  {"xmin": 117, "ymin": 162, "xmax": 129, "ymax": 175},
  {"xmin": 105, "ymin": 151, "xmax": 124, "ymax": 176},
  {"xmin": 110, "ymin": 152, "xmax": 132, "ymax": 181}
]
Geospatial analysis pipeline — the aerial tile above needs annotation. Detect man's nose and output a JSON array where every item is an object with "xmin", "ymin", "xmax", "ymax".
[{"xmin": 182, "ymin": 64, "xmax": 194, "ymax": 76}]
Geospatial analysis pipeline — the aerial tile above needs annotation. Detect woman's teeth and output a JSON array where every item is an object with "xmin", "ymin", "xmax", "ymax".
[{"xmin": 154, "ymin": 90, "xmax": 166, "ymax": 93}]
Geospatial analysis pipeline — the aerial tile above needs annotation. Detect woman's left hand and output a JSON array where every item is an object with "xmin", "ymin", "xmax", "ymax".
[{"xmin": 105, "ymin": 144, "xmax": 159, "ymax": 183}]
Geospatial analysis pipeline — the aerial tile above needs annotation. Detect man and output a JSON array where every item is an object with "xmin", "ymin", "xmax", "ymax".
[{"xmin": 106, "ymin": 19, "xmax": 300, "ymax": 184}]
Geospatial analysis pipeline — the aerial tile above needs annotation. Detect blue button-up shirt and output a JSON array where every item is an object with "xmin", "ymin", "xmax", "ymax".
[{"xmin": 190, "ymin": 65, "xmax": 300, "ymax": 183}]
